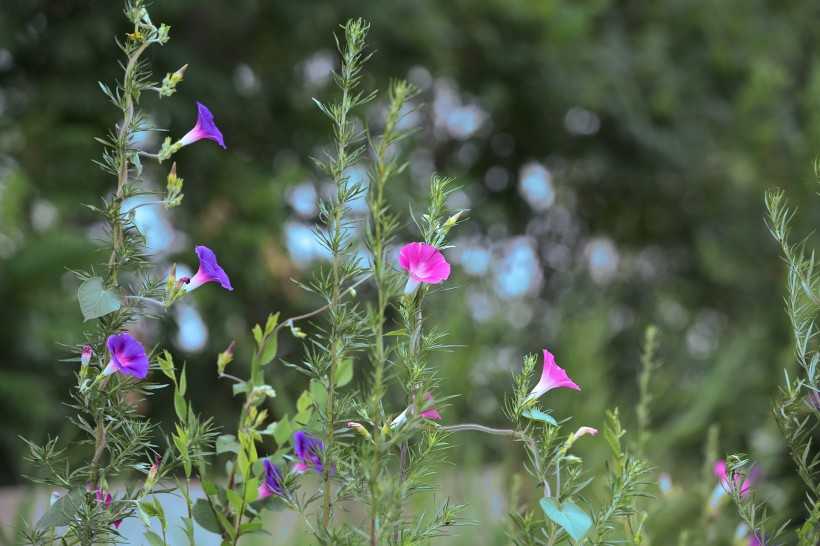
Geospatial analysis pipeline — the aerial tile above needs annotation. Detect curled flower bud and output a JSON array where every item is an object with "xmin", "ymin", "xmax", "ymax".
[
  {"xmin": 217, "ymin": 341, "xmax": 236, "ymax": 375},
  {"xmin": 573, "ymin": 426, "xmax": 598, "ymax": 440},
  {"xmin": 346, "ymin": 422, "xmax": 372, "ymax": 441},
  {"xmin": 50, "ymin": 491, "xmax": 61, "ymax": 506},
  {"xmin": 81, "ymin": 345, "xmax": 93, "ymax": 367}
]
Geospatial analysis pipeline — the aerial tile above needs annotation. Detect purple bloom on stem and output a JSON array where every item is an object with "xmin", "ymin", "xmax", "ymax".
[
  {"xmin": 293, "ymin": 431, "xmax": 333, "ymax": 475},
  {"xmin": 257, "ymin": 459, "xmax": 285, "ymax": 499},
  {"xmin": 186, "ymin": 246, "xmax": 233, "ymax": 292},
  {"xmin": 81, "ymin": 345, "xmax": 92, "ymax": 367},
  {"xmin": 525, "ymin": 349, "xmax": 580, "ymax": 402},
  {"xmin": 102, "ymin": 333, "xmax": 149, "ymax": 379},
  {"xmin": 398, "ymin": 242, "xmax": 451, "ymax": 294},
  {"xmin": 178, "ymin": 102, "xmax": 226, "ymax": 149}
]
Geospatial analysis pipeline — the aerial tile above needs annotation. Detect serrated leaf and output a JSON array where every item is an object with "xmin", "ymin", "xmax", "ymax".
[
  {"xmin": 78, "ymin": 277, "xmax": 121, "ymax": 321},
  {"xmin": 539, "ymin": 497, "xmax": 592, "ymax": 542},
  {"xmin": 144, "ymin": 531, "xmax": 165, "ymax": 546},
  {"xmin": 522, "ymin": 409, "xmax": 557, "ymax": 426},
  {"xmin": 336, "ymin": 358, "xmax": 353, "ymax": 387}
]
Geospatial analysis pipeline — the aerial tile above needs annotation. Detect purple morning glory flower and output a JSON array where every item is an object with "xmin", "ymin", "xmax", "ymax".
[
  {"xmin": 257, "ymin": 459, "xmax": 285, "ymax": 499},
  {"xmin": 81, "ymin": 345, "xmax": 93, "ymax": 367},
  {"xmin": 102, "ymin": 333, "xmax": 149, "ymax": 379},
  {"xmin": 178, "ymin": 102, "xmax": 226, "ymax": 149},
  {"xmin": 293, "ymin": 431, "xmax": 333, "ymax": 475},
  {"xmin": 186, "ymin": 246, "xmax": 233, "ymax": 292}
]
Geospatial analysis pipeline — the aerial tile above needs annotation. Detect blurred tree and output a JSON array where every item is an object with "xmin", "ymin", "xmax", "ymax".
[{"xmin": 1, "ymin": 0, "xmax": 818, "ymax": 539}]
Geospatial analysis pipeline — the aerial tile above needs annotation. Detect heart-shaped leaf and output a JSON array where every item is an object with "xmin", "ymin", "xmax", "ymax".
[
  {"xmin": 540, "ymin": 497, "xmax": 592, "ymax": 542},
  {"xmin": 78, "ymin": 277, "xmax": 121, "ymax": 321},
  {"xmin": 522, "ymin": 409, "xmax": 557, "ymax": 426}
]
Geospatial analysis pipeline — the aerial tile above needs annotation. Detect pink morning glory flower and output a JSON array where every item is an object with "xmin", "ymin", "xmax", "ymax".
[
  {"xmin": 102, "ymin": 333, "xmax": 149, "ymax": 379},
  {"xmin": 293, "ymin": 431, "xmax": 333, "ymax": 475},
  {"xmin": 88, "ymin": 484, "xmax": 122, "ymax": 529},
  {"xmin": 390, "ymin": 392, "xmax": 442, "ymax": 428},
  {"xmin": 257, "ymin": 459, "xmax": 285, "ymax": 499},
  {"xmin": 178, "ymin": 102, "xmax": 226, "ymax": 149},
  {"xmin": 398, "ymin": 242, "xmax": 451, "ymax": 294},
  {"xmin": 525, "ymin": 349, "xmax": 581, "ymax": 402},
  {"xmin": 185, "ymin": 246, "xmax": 233, "ymax": 292},
  {"xmin": 81, "ymin": 345, "xmax": 92, "ymax": 367}
]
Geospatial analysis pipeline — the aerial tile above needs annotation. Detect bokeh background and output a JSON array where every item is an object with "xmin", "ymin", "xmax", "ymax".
[{"xmin": 2, "ymin": 0, "xmax": 819, "ymax": 543}]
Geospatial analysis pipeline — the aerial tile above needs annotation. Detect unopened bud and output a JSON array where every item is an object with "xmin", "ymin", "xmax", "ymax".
[
  {"xmin": 346, "ymin": 421, "xmax": 372, "ymax": 441},
  {"xmin": 444, "ymin": 211, "xmax": 463, "ymax": 228},
  {"xmin": 573, "ymin": 426, "xmax": 598, "ymax": 440},
  {"xmin": 217, "ymin": 341, "xmax": 236, "ymax": 375},
  {"xmin": 81, "ymin": 345, "xmax": 93, "ymax": 367},
  {"xmin": 50, "ymin": 491, "xmax": 61, "ymax": 506}
]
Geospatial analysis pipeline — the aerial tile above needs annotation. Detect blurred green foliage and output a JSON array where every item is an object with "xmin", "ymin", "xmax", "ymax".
[{"xmin": 1, "ymin": 0, "xmax": 819, "ymax": 541}]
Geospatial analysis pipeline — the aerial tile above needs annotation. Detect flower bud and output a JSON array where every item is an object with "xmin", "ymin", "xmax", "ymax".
[
  {"xmin": 81, "ymin": 345, "xmax": 93, "ymax": 367},
  {"xmin": 346, "ymin": 421, "xmax": 372, "ymax": 441},
  {"xmin": 217, "ymin": 341, "xmax": 236, "ymax": 375}
]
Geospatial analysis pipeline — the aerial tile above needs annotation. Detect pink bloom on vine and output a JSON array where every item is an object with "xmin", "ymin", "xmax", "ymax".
[
  {"xmin": 390, "ymin": 392, "xmax": 442, "ymax": 428},
  {"xmin": 398, "ymin": 242, "xmax": 451, "ymax": 295},
  {"xmin": 81, "ymin": 345, "xmax": 92, "ymax": 366},
  {"xmin": 257, "ymin": 459, "xmax": 285, "ymax": 499},
  {"xmin": 293, "ymin": 431, "xmax": 333, "ymax": 475},
  {"xmin": 525, "ymin": 349, "xmax": 580, "ymax": 402},
  {"xmin": 102, "ymin": 333, "xmax": 149, "ymax": 379},
  {"xmin": 185, "ymin": 246, "xmax": 233, "ymax": 292},
  {"xmin": 178, "ymin": 102, "xmax": 226, "ymax": 149},
  {"xmin": 88, "ymin": 484, "xmax": 122, "ymax": 529}
]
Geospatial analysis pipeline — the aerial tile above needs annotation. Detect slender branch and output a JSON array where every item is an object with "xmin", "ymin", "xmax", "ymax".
[{"xmin": 272, "ymin": 275, "xmax": 370, "ymax": 335}]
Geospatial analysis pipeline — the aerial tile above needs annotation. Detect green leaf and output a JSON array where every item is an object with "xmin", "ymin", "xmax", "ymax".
[
  {"xmin": 264, "ymin": 312, "xmax": 280, "ymax": 335},
  {"xmin": 385, "ymin": 330, "xmax": 407, "ymax": 336},
  {"xmin": 522, "ymin": 409, "xmax": 557, "ymax": 426},
  {"xmin": 336, "ymin": 358, "xmax": 353, "ymax": 387},
  {"xmin": 232, "ymin": 382, "xmax": 250, "ymax": 396},
  {"xmin": 192, "ymin": 498, "xmax": 223, "ymax": 535},
  {"xmin": 37, "ymin": 488, "xmax": 85, "ymax": 530},
  {"xmin": 225, "ymin": 489, "xmax": 243, "ymax": 513},
  {"xmin": 179, "ymin": 364, "xmax": 187, "ymax": 396},
  {"xmin": 272, "ymin": 416, "xmax": 291, "ymax": 445},
  {"xmin": 539, "ymin": 498, "xmax": 592, "ymax": 542},
  {"xmin": 78, "ymin": 277, "xmax": 121, "ymax": 321},
  {"xmin": 310, "ymin": 380, "xmax": 327, "ymax": 409},
  {"xmin": 202, "ymin": 480, "xmax": 218, "ymax": 497},
  {"xmin": 174, "ymin": 391, "xmax": 187, "ymax": 422},
  {"xmin": 296, "ymin": 390, "xmax": 312, "ymax": 412},
  {"xmin": 139, "ymin": 500, "xmax": 160, "ymax": 518},
  {"xmin": 252, "ymin": 324, "xmax": 263, "ymax": 347},
  {"xmin": 243, "ymin": 478, "xmax": 259, "ymax": 503},
  {"xmin": 216, "ymin": 434, "xmax": 239, "ymax": 455},
  {"xmin": 144, "ymin": 531, "xmax": 165, "ymax": 546},
  {"xmin": 258, "ymin": 332, "xmax": 279, "ymax": 367}
]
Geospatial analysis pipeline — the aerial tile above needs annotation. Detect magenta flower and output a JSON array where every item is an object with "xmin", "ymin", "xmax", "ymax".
[
  {"xmin": 398, "ymin": 242, "xmax": 451, "ymax": 294},
  {"xmin": 102, "ymin": 333, "xmax": 149, "ymax": 379},
  {"xmin": 81, "ymin": 345, "xmax": 92, "ymax": 367},
  {"xmin": 88, "ymin": 484, "xmax": 122, "ymax": 529},
  {"xmin": 186, "ymin": 246, "xmax": 233, "ymax": 292},
  {"xmin": 257, "ymin": 459, "xmax": 285, "ymax": 499},
  {"xmin": 525, "ymin": 349, "xmax": 580, "ymax": 402},
  {"xmin": 293, "ymin": 431, "xmax": 333, "ymax": 475},
  {"xmin": 178, "ymin": 102, "xmax": 226, "ymax": 149},
  {"xmin": 390, "ymin": 392, "xmax": 442, "ymax": 428}
]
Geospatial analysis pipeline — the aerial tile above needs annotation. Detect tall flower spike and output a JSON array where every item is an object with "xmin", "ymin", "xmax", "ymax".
[
  {"xmin": 525, "ymin": 349, "xmax": 580, "ymax": 402},
  {"xmin": 178, "ymin": 102, "xmax": 226, "ymax": 149},
  {"xmin": 102, "ymin": 333, "xmax": 149, "ymax": 379},
  {"xmin": 257, "ymin": 459, "xmax": 285, "ymax": 499},
  {"xmin": 293, "ymin": 431, "xmax": 333, "ymax": 475},
  {"xmin": 186, "ymin": 246, "xmax": 233, "ymax": 292},
  {"xmin": 398, "ymin": 242, "xmax": 451, "ymax": 295}
]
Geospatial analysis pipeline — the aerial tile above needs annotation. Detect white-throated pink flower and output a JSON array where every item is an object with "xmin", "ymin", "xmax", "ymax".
[
  {"xmin": 178, "ymin": 102, "xmax": 226, "ymax": 149},
  {"xmin": 185, "ymin": 246, "xmax": 233, "ymax": 292},
  {"xmin": 525, "ymin": 349, "xmax": 580, "ymax": 402},
  {"xmin": 102, "ymin": 333, "xmax": 149, "ymax": 379},
  {"xmin": 390, "ymin": 392, "xmax": 442, "ymax": 428},
  {"xmin": 398, "ymin": 242, "xmax": 451, "ymax": 294}
]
